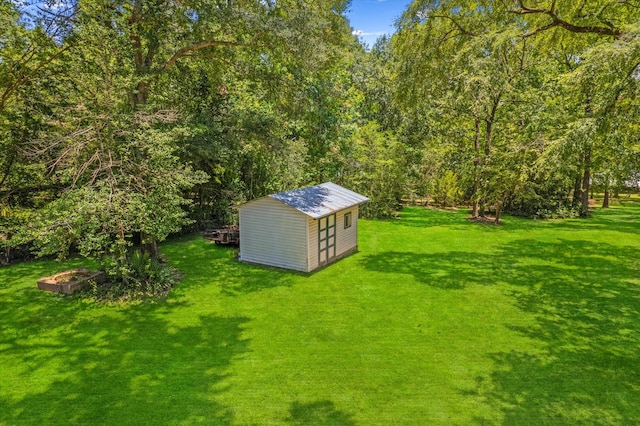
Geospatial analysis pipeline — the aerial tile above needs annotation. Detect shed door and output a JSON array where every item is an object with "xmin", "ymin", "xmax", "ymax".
[{"xmin": 318, "ymin": 214, "xmax": 337, "ymax": 266}]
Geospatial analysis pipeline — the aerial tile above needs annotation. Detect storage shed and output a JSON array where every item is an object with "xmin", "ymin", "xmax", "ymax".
[{"xmin": 238, "ymin": 182, "xmax": 369, "ymax": 272}]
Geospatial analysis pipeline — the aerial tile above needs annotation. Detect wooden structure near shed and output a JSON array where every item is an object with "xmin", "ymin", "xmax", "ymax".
[
  {"xmin": 203, "ymin": 226, "xmax": 239, "ymax": 245},
  {"xmin": 237, "ymin": 182, "xmax": 369, "ymax": 272}
]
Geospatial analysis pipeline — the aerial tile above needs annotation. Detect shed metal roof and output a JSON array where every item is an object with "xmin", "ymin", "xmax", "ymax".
[{"xmin": 268, "ymin": 182, "xmax": 369, "ymax": 219}]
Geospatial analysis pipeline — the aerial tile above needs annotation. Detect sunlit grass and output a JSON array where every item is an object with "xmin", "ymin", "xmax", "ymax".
[{"xmin": 1, "ymin": 199, "xmax": 639, "ymax": 424}]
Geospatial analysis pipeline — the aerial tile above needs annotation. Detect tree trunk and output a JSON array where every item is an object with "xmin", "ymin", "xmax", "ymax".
[
  {"xmin": 479, "ymin": 100, "xmax": 498, "ymax": 220},
  {"xmin": 127, "ymin": 0, "xmax": 160, "ymax": 257},
  {"xmin": 131, "ymin": 81, "xmax": 150, "ymax": 106},
  {"xmin": 144, "ymin": 240, "xmax": 159, "ymax": 259},
  {"xmin": 580, "ymin": 92, "xmax": 593, "ymax": 217},
  {"xmin": 472, "ymin": 189, "xmax": 480, "ymax": 218},
  {"xmin": 140, "ymin": 232, "xmax": 159, "ymax": 259},
  {"xmin": 572, "ymin": 176, "xmax": 582, "ymax": 207},
  {"xmin": 580, "ymin": 150, "xmax": 591, "ymax": 217},
  {"xmin": 472, "ymin": 118, "xmax": 481, "ymax": 218},
  {"xmin": 603, "ymin": 184, "xmax": 610, "ymax": 208},
  {"xmin": 1, "ymin": 231, "xmax": 10, "ymax": 265}
]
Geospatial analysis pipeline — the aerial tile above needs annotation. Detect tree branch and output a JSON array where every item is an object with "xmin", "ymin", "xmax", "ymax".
[
  {"xmin": 0, "ymin": 44, "xmax": 72, "ymax": 113},
  {"xmin": 509, "ymin": 0, "xmax": 622, "ymax": 38},
  {"xmin": 510, "ymin": 0, "xmax": 547, "ymax": 14},
  {"xmin": 553, "ymin": 18, "xmax": 621, "ymax": 37},
  {"xmin": 154, "ymin": 31, "xmax": 267, "ymax": 75},
  {"xmin": 430, "ymin": 14, "xmax": 477, "ymax": 37},
  {"xmin": 0, "ymin": 184, "xmax": 64, "ymax": 198}
]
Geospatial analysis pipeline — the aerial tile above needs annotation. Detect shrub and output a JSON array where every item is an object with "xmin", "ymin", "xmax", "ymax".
[
  {"xmin": 89, "ymin": 249, "xmax": 179, "ymax": 301},
  {"xmin": 505, "ymin": 192, "xmax": 580, "ymax": 219},
  {"xmin": 340, "ymin": 122, "xmax": 408, "ymax": 219},
  {"xmin": 432, "ymin": 171, "xmax": 461, "ymax": 208}
]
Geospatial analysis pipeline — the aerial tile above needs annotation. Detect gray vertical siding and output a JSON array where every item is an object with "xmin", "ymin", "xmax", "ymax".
[
  {"xmin": 335, "ymin": 206, "xmax": 359, "ymax": 257},
  {"xmin": 307, "ymin": 215, "xmax": 318, "ymax": 271},
  {"xmin": 239, "ymin": 197, "xmax": 309, "ymax": 272},
  {"xmin": 307, "ymin": 206, "xmax": 359, "ymax": 272}
]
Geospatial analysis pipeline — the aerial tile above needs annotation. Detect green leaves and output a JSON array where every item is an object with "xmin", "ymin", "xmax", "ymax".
[
  {"xmin": 389, "ymin": 0, "xmax": 640, "ymax": 219},
  {"xmin": 339, "ymin": 121, "xmax": 408, "ymax": 218},
  {"xmin": 22, "ymin": 117, "xmax": 208, "ymax": 262}
]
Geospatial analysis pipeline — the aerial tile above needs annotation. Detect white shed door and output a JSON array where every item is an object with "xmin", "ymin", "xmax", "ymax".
[{"xmin": 318, "ymin": 214, "xmax": 337, "ymax": 266}]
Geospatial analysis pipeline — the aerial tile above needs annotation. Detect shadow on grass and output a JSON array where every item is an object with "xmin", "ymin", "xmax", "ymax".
[
  {"xmin": 479, "ymin": 239, "xmax": 640, "ymax": 423},
  {"xmin": 360, "ymin": 238, "xmax": 638, "ymax": 288},
  {"xmin": 0, "ymin": 283, "xmax": 250, "ymax": 424},
  {"xmin": 532, "ymin": 204, "xmax": 640, "ymax": 236},
  {"xmin": 162, "ymin": 235, "xmax": 298, "ymax": 296},
  {"xmin": 359, "ymin": 237, "xmax": 640, "ymax": 423},
  {"xmin": 285, "ymin": 400, "xmax": 356, "ymax": 425},
  {"xmin": 0, "ymin": 257, "xmax": 96, "ymax": 290}
]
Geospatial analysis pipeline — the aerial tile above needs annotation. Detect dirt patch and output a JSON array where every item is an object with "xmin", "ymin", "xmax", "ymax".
[
  {"xmin": 425, "ymin": 205, "xmax": 460, "ymax": 212},
  {"xmin": 467, "ymin": 215, "xmax": 502, "ymax": 225}
]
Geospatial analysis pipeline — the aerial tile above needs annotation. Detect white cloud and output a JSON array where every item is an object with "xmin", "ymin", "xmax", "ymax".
[{"xmin": 352, "ymin": 29, "xmax": 388, "ymax": 36}]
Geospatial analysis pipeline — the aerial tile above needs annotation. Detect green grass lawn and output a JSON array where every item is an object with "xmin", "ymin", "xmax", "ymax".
[{"xmin": 1, "ymin": 199, "xmax": 639, "ymax": 425}]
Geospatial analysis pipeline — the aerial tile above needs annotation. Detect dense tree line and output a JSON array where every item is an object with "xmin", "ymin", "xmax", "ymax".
[
  {"xmin": 2, "ymin": 0, "xmax": 639, "ymax": 293},
  {"xmin": 392, "ymin": 0, "xmax": 640, "ymax": 219}
]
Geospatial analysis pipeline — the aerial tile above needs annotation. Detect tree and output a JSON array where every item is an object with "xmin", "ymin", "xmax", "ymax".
[
  {"xmin": 392, "ymin": 0, "xmax": 640, "ymax": 219},
  {"xmin": 395, "ymin": 3, "xmax": 538, "ymax": 219},
  {"xmin": 0, "ymin": 0, "xmax": 78, "ymax": 262},
  {"xmin": 9, "ymin": 4, "xmax": 209, "ymax": 285},
  {"xmin": 157, "ymin": 0, "xmax": 358, "ymax": 222},
  {"xmin": 337, "ymin": 121, "xmax": 409, "ymax": 218},
  {"xmin": 26, "ymin": 122, "xmax": 208, "ymax": 265}
]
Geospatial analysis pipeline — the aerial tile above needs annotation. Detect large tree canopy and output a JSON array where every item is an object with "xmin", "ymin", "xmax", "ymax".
[{"xmin": 393, "ymin": 0, "xmax": 640, "ymax": 218}]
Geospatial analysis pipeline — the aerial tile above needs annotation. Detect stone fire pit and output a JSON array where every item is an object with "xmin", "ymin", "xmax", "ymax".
[{"xmin": 37, "ymin": 268, "xmax": 106, "ymax": 294}]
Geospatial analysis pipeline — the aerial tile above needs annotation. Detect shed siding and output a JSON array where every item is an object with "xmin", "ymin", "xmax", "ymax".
[
  {"xmin": 307, "ymin": 206, "xmax": 359, "ymax": 271},
  {"xmin": 307, "ymin": 216, "xmax": 318, "ymax": 271},
  {"xmin": 239, "ymin": 198, "xmax": 308, "ymax": 272},
  {"xmin": 336, "ymin": 206, "xmax": 359, "ymax": 257}
]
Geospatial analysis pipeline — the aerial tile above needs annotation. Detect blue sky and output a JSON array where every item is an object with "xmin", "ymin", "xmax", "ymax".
[{"xmin": 345, "ymin": 0, "xmax": 412, "ymax": 48}]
